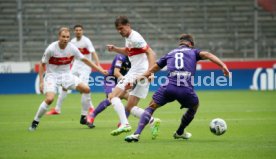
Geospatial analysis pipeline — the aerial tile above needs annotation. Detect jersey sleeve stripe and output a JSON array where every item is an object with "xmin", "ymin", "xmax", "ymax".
[
  {"xmin": 127, "ymin": 45, "xmax": 149, "ymax": 57},
  {"xmin": 78, "ymin": 48, "xmax": 90, "ymax": 54},
  {"xmin": 49, "ymin": 56, "xmax": 74, "ymax": 65}
]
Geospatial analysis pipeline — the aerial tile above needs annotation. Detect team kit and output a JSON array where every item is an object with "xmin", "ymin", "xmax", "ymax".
[{"xmin": 28, "ymin": 16, "xmax": 230, "ymax": 142}]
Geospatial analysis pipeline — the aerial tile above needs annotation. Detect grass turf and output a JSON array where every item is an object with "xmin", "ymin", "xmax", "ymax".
[{"xmin": 0, "ymin": 91, "xmax": 275, "ymax": 159}]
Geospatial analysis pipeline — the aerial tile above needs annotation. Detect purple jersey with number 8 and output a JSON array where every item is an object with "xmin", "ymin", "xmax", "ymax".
[
  {"xmin": 157, "ymin": 45, "xmax": 202, "ymax": 87},
  {"xmin": 153, "ymin": 45, "xmax": 202, "ymax": 108}
]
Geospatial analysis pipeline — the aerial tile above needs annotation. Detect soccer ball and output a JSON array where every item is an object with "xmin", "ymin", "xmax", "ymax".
[{"xmin": 209, "ymin": 118, "xmax": 227, "ymax": 136}]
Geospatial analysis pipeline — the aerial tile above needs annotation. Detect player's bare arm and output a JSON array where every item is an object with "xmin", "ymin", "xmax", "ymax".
[
  {"xmin": 143, "ymin": 64, "xmax": 161, "ymax": 79},
  {"xmin": 145, "ymin": 47, "xmax": 156, "ymax": 68},
  {"xmin": 126, "ymin": 63, "xmax": 160, "ymax": 90},
  {"xmin": 199, "ymin": 51, "xmax": 230, "ymax": 76},
  {"xmin": 114, "ymin": 67, "xmax": 124, "ymax": 80},
  {"xmin": 81, "ymin": 58, "xmax": 108, "ymax": 75},
  {"xmin": 38, "ymin": 62, "xmax": 46, "ymax": 93},
  {"xmin": 91, "ymin": 51, "xmax": 101, "ymax": 67},
  {"xmin": 106, "ymin": 44, "xmax": 128, "ymax": 56}
]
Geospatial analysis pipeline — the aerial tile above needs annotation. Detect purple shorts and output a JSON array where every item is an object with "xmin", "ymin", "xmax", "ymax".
[
  {"xmin": 104, "ymin": 78, "xmax": 116, "ymax": 96},
  {"xmin": 153, "ymin": 84, "xmax": 199, "ymax": 109}
]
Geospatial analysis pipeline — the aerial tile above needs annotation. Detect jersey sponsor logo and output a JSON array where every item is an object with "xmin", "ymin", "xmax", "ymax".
[
  {"xmin": 49, "ymin": 56, "xmax": 74, "ymax": 65},
  {"xmin": 127, "ymin": 45, "xmax": 149, "ymax": 56},
  {"xmin": 79, "ymin": 48, "xmax": 90, "ymax": 55},
  {"xmin": 115, "ymin": 60, "xmax": 123, "ymax": 67},
  {"xmin": 250, "ymin": 67, "xmax": 276, "ymax": 90}
]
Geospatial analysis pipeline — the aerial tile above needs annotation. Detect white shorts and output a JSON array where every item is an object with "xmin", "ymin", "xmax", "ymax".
[
  {"xmin": 44, "ymin": 73, "xmax": 82, "ymax": 94},
  {"xmin": 71, "ymin": 69, "xmax": 90, "ymax": 85},
  {"xmin": 116, "ymin": 73, "xmax": 149, "ymax": 99}
]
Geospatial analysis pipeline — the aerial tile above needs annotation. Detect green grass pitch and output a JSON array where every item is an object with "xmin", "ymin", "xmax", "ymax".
[{"xmin": 0, "ymin": 91, "xmax": 275, "ymax": 159}]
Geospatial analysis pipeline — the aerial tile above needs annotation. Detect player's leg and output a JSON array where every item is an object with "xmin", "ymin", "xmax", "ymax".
[
  {"xmin": 47, "ymin": 88, "xmax": 67, "ymax": 115},
  {"xmin": 126, "ymin": 83, "xmax": 161, "ymax": 138},
  {"xmin": 125, "ymin": 85, "xmax": 174, "ymax": 142},
  {"xmin": 125, "ymin": 100, "xmax": 159, "ymax": 142},
  {"xmin": 86, "ymin": 78, "xmax": 116, "ymax": 127},
  {"xmin": 29, "ymin": 74, "xmax": 57, "ymax": 131},
  {"xmin": 75, "ymin": 82, "xmax": 92, "ymax": 125},
  {"xmin": 174, "ymin": 104, "xmax": 199, "ymax": 139},
  {"xmin": 109, "ymin": 87, "xmax": 131, "ymax": 136},
  {"xmin": 29, "ymin": 92, "xmax": 56, "ymax": 131},
  {"xmin": 174, "ymin": 91, "xmax": 199, "ymax": 139},
  {"xmin": 79, "ymin": 72, "xmax": 95, "ymax": 125},
  {"xmin": 87, "ymin": 98, "xmax": 110, "ymax": 127},
  {"xmin": 87, "ymin": 91, "xmax": 128, "ymax": 128},
  {"xmin": 126, "ymin": 80, "xmax": 148, "ymax": 118}
]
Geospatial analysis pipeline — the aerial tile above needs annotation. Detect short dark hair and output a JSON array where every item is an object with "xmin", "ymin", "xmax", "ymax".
[
  {"xmin": 73, "ymin": 24, "xmax": 83, "ymax": 29},
  {"xmin": 115, "ymin": 16, "xmax": 130, "ymax": 27},
  {"xmin": 179, "ymin": 34, "xmax": 194, "ymax": 47}
]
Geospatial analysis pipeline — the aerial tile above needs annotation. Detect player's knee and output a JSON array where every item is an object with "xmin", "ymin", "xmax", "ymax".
[
  {"xmin": 191, "ymin": 104, "xmax": 199, "ymax": 111},
  {"xmin": 125, "ymin": 106, "xmax": 133, "ymax": 112},
  {"xmin": 110, "ymin": 97, "xmax": 121, "ymax": 105},
  {"xmin": 108, "ymin": 93, "xmax": 115, "ymax": 100},
  {"xmin": 149, "ymin": 101, "xmax": 158, "ymax": 110},
  {"xmin": 45, "ymin": 97, "xmax": 54, "ymax": 105},
  {"xmin": 80, "ymin": 86, "xmax": 90, "ymax": 94},
  {"xmin": 84, "ymin": 87, "xmax": 90, "ymax": 94}
]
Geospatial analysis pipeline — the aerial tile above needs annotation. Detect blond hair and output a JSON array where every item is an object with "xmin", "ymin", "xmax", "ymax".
[{"xmin": 58, "ymin": 27, "xmax": 70, "ymax": 35}]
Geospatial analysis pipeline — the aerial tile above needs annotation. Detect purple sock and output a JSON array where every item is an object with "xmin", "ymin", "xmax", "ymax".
[
  {"xmin": 134, "ymin": 107, "xmax": 155, "ymax": 135},
  {"xmin": 93, "ymin": 99, "xmax": 111, "ymax": 118},
  {"xmin": 125, "ymin": 108, "xmax": 130, "ymax": 118},
  {"xmin": 176, "ymin": 107, "xmax": 197, "ymax": 135}
]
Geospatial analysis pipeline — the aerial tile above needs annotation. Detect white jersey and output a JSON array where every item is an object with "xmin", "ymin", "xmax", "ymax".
[
  {"xmin": 71, "ymin": 35, "xmax": 95, "ymax": 72},
  {"xmin": 125, "ymin": 30, "xmax": 149, "ymax": 75},
  {"xmin": 41, "ymin": 41, "xmax": 84, "ymax": 74}
]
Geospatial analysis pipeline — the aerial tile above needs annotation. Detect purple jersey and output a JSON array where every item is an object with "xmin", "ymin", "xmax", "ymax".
[
  {"xmin": 108, "ymin": 54, "xmax": 131, "ymax": 76},
  {"xmin": 153, "ymin": 45, "xmax": 201, "ymax": 108},
  {"xmin": 104, "ymin": 54, "xmax": 131, "ymax": 94},
  {"xmin": 157, "ymin": 45, "xmax": 202, "ymax": 87}
]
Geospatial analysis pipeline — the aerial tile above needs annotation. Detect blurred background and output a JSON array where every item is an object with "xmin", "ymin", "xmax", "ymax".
[
  {"xmin": 0, "ymin": 0, "xmax": 276, "ymax": 94},
  {"xmin": 0, "ymin": 0, "xmax": 275, "ymax": 62}
]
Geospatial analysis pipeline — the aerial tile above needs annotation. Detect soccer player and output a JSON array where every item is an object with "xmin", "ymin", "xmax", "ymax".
[
  {"xmin": 86, "ymin": 54, "xmax": 131, "ymax": 128},
  {"xmin": 106, "ymin": 16, "xmax": 161, "ymax": 137},
  {"xmin": 46, "ymin": 24, "xmax": 101, "ymax": 125},
  {"xmin": 28, "ymin": 27, "xmax": 108, "ymax": 131},
  {"xmin": 125, "ymin": 34, "xmax": 230, "ymax": 142}
]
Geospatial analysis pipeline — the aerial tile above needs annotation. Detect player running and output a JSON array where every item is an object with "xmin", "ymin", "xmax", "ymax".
[
  {"xmin": 125, "ymin": 34, "xmax": 230, "ymax": 142},
  {"xmin": 106, "ymin": 16, "xmax": 161, "ymax": 138},
  {"xmin": 46, "ymin": 24, "xmax": 101, "ymax": 125},
  {"xmin": 28, "ymin": 27, "xmax": 108, "ymax": 131},
  {"xmin": 86, "ymin": 54, "xmax": 131, "ymax": 128}
]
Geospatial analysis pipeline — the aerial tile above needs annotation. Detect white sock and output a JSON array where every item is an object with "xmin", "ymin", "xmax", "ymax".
[
  {"xmin": 55, "ymin": 90, "xmax": 67, "ymax": 113},
  {"xmin": 34, "ymin": 101, "xmax": 49, "ymax": 122},
  {"xmin": 131, "ymin": 106, "xmax": 154, "ymax": 125},
  {"xmin": 111, "ymin": 97, "xmax": 129, "ymax": 126},
  {"xmin": 130, "ymin": 106, "xmax": 145, "ymax": 118},
  {"xmin": 81, "ymin": 93, "xmax": 93, "ymax": 115}
]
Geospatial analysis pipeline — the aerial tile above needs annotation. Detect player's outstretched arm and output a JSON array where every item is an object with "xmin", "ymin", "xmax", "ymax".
[
  {"xmin": 114, "ymin": 67, "xmax": 124, "ymax": 80},
  {"xmin": 106, "ymin": 44, "xmax": 128, "ymax": 56},
  {"xmin": 91, "ymin": 51, "xmax": 101, "ymax": 67},
  {"xmin": 145, "ymin": 47, "xmax": 156, "ymax": 68},
  {"xmin": 140, "ymin": 63, "xmax": 161, "ymax": 80},
  {"xmin": 199, "ymin": 51, "xmax": 230, "ymax": 77},
  {"xmin": 38, "ymin": 62, "xmax": 46, "ymax": 93},
  {"xmin": 125, "ymin": 63, "xmax": 160, "ymax": 91},
  {"xmin": 81, "ymin": 58, "xmax": 108, "ymax": 75}
]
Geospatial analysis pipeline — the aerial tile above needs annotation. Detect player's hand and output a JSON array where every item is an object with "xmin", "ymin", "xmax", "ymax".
[
  {"xmin": 100, "ymin": 69, "xmax": 109, "ymax": 76},
  {"xmin": 222, "ymin": 65, "xmax": 231, "ymax": 77},
  {"xmin": 106, "ymin": 44, "xmax": 115, "ymax": 52},
  {"xmin": 148, "ymin": 73, "xmax": 155, "ymax": 82},
  {"xmin": 125, "ymin": 82, "xmax": 133, "ymax": 90},
  {"xmin": 39, "ymin": 82, "xmax": 44, "ymax": 94}
]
